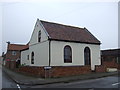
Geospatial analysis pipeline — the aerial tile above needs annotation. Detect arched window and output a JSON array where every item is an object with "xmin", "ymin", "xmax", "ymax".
[
  {"xmin": 84, "ymin": 47, "xmax": 91, "ymax": 65},
  {"xmin": 64, "ymin": 45, "xmax": 72, "ymax": 63},
  {"xmin": 38, "ymin": 31, "xmax": 41, "ymax": 42},
  {"xmin": 31, "ymin": 52, "xmax": 34, "ymax": 64}
]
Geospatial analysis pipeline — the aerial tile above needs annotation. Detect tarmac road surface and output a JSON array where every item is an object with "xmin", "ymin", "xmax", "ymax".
[
  {"xmin": 1, "ymin": 65, "xmax": 21, "ymax": 89},
  {"xmin": 23, "ymin": 76, "xmax": 119, "ymax": 88},
  {"xmin": 2, "ymin": 70, "xmax": 18, "ymax": 88}
]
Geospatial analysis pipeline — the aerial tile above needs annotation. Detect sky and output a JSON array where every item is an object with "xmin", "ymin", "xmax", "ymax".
[
  {"xmin": 118, "ymin": 1, "xmax": 120, "ymax": 48},
  {"xmin": 0, "ymin": 0, "xmax": 119, "ymax": 56},
  {"xmin": 0, "ymin": 3, "xmax": 2, "ymax": 56}
]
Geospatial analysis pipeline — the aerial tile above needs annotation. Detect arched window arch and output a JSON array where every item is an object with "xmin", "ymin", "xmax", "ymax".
[
  {"xmin": 31, "ymin": 52, "xmax": 34, "ymax": 64},
  {"xmin": 38, "ymin": 31, "xmax": 41, "ymax": 42},
  {"xmin": 64, "ymin": 45, "xmax": 72, "ymax": 63},
  {"xmin": 84, "ymin": 47, "xmax": 91, "ymax": 65}
]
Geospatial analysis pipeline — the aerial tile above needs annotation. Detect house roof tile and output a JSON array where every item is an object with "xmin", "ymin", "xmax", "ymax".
[
  {"xmin": 40, "ymin": 20, "xmax": 100, "ymax": 44},
  {"xmin": 8, "ymin": 44, "xmax": 29, "ymax": 51}
]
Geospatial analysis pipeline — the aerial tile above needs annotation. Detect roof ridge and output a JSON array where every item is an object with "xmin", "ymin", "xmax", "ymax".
[
  {"xmin": 8, "ymin": 43, "xmax": 29, "ymax": 51},
  {"xmin": 40, "ymin": 20, "xmax": 84, "ymax": 30}
]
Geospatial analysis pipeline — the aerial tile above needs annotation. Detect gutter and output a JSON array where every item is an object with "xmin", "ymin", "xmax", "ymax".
[
  {"xmin": 49, "ymin": 38, "xmax": 101, "ymax": 45},
  {"xmin": 44, "ymin": 38, "xmax": 51, "ymax": 78}
]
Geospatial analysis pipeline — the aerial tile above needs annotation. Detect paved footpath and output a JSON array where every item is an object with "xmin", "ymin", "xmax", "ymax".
[{"xmin": 2, "ymin": 65, "xmax": 118, "ymax": 86}]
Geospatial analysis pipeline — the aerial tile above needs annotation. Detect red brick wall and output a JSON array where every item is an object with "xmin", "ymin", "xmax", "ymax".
[
  {"xmin": 101, "ymin": 54, "xmax": 120, "ymax": 70},
  {"xmin": 5, "ymin": 50, "xmax": 20, "ymax": 61},
  {"xmin": 12, "ymin": 61, "xmax": 120, "ymax": 77},
  {"xmin": 5, "ymin": 61, "xmax": 16, "ymax": 69},
  {"xmin": 95, "ymin": 60, "xmax": 120, "ymax": 73},
  {"xmin": 50, "ymin": 66, "xmax": 91, "ymax": 77},
  {"xmin": 95, "ymin": 65, "xmax": 106, "ymax": 72},
  {"xmin": 5, "ymin": 61, "xmax": 10, "ymax": 68},
  {"xmin": 5, "ymin": 50, "xmax": 21, "ymax": 69},
  {"xmin": 18, "ymin": 61, "xmax": 119, "ymax": 78},
  {"xmin": 102, "ymin": 60, "xmax": 118, "ymax": 68},
  {"xmin": 18, "ymin": 66, "xmax": 45, "ymax": 77},
  {"xmin": 10, "ymin": 61, "xmax": 16, "ymax": 69},
  {"xmin": 18, "ymin": 66, "xmax": 91, "ymax": 78}
]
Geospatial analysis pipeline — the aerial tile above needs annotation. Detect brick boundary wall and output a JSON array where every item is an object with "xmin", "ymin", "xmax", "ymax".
[
  {"xmin": 16, "ymin": 60, "xmax": 120, "ymax": 78},
  {"xmin": 5, "ymin": 61, "xmax": 16, "ymax": 69},
  {"xmin": 10, "ymin": 61, "xmax": 16, "ymax": 69},
  {"xmin": 5, "ymin": 62, "xmax": 10, "ymax": 68},
  {"xmin": 103, "ymin": 60, "xmax": 120, "ymax": 70},
  {"xmin": 18, "ymin": 66, "xmax": 91, "ymax": 78},
  {"xmin": 18, "ymin": 66, "xmax": 45, "ymax": 77},
  {"xmin": 95, "ymin": 60, "xmax": 120, "ymax": 73},
  {"xmin": 95, "ymin": 65, "xmax": 106, "ymax": 73},
  {"xmin": 50, "ymin": 66, "xmax": 91, "ymax": 77},
  {"xmin": 103, "ymin": 60, "xmax": 119, "ymax": 68}
]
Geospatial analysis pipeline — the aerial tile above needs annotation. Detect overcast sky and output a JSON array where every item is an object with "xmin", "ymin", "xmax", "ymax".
[{"xmin": 0, "ymin": 1, "xmax": 119, "ymax": 55}]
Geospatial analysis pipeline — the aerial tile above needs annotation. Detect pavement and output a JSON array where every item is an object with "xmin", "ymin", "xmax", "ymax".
[{"xmin": 2, "ymin": 65, "xmax": 118, "ymax": 86}]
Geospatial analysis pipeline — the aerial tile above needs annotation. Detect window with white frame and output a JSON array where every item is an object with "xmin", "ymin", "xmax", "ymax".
[{"xmin": 64, "ymin": 45, "xmax": 72, "ymax": 63}]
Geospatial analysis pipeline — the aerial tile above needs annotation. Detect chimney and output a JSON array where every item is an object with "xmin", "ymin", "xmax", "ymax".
[
  {"xmin": 2, "ymin": 52, "xmax": 4, "ymax": 57},
  {"xmin": 6, "ymin": 41, "xmax": 10, "ymax": 45}
]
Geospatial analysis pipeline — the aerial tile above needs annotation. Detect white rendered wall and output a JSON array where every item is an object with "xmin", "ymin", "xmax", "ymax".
[
  {"xmin": 29, "ymin": 41, "xmax": 49, "ymax": 66},
  {"xmin": 50, "ymin": 41, "xmax": 101, "ymax": 70},
  {"xmin": 29, "ymin": 19, "xmax": 48, "ymax": 46},
  {"xmin": 22, "ymin": 19, "xmax": 49, "ymax": 66},
  {"xmin": 21, "ymin": 50, "xmax": 30, "ymax": 65}
]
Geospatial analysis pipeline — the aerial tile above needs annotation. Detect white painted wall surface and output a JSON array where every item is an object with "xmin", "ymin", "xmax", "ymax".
[
  {"xmin": 29, "ymin": 41, "xmax": 49, "ymax": 66},
  {"xmin": 21, "ymin": 19, "xmax": 49, "ymax": 66},
  {"xmin": 29, "ymin": 19, "xmax": 48, "ymax": 46},
  {"xmin": 21, "ymin": 49, "xmax": 30, "ymax": 65},
  {"xmin": 50, "ymin": 41, "xmax": 101, "ymax": 70}
]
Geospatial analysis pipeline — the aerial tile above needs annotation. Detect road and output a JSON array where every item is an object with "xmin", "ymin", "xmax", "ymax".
[
  {"xmin": 24, "ymin": 76, "xmax": 119, "ymax": 88},
  {"xmin": 2, "ymin": 70, "xmax": 18, "ymax": 88},
  {"xmin": 1, "ymin": 65, "xmax": 20, "ymax": 89}
]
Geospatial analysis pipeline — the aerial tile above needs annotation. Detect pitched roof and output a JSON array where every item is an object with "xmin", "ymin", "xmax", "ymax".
[
  {"xmin": 8, "ymin": 44, "xmax": 29, "ymax": 51},
  {"xmin": 40, "ymin": 20, "xmax": 101, "ymax": 44}
]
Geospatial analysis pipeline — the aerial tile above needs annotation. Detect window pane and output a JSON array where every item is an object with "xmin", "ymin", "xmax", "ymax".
[
  {"xmin": 27, "ymin": 55, "xmax": 29, "ymax": 60},
  {"xmin": 38, "ymin": 31, "xmax": 41, "ymax": 42},
  {"xmin": 84, "ymin": 47, "xmax": 91, "ymax": 65},
  {"xmin": 31, "ymin": 52, "xmax": 34, "ymax": 64},
  {"xmin": 64, "ymin": 45, "xmax": 72, "ymax": 63}
]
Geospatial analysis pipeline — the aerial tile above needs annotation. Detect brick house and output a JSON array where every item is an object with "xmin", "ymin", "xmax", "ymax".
[
  {"xmin": 101, "ymin": 49, "xmax": 120, "ymax": 68},
  {"xmin": 5, "ymin": 42, "xmax": 28, "ymax": 69},
  {"xmin": 20, "ymin": 19, "xmax": 101, "ymax": 78}
]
